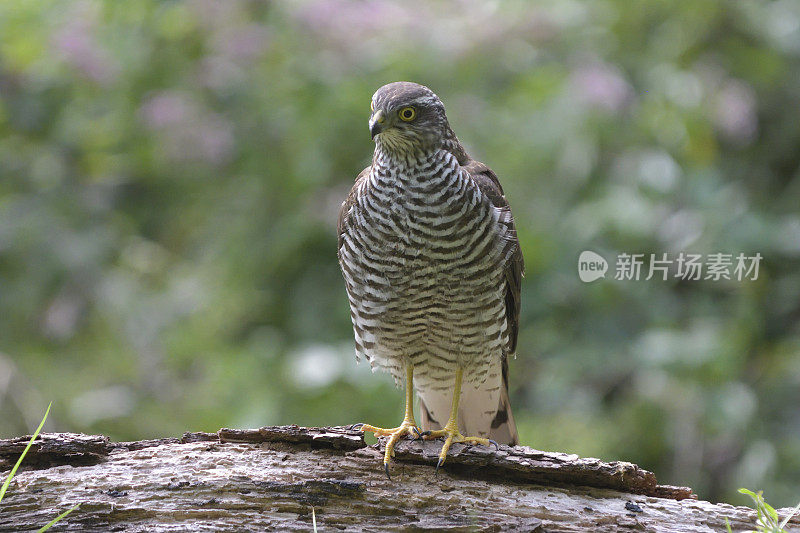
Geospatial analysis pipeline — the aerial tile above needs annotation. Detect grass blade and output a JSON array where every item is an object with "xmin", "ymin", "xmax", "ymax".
[
  {"xmin": 778, "ymin": 499, "xmax": 800, "ymax": 530},
  {"xmin": 0, "ymin": 402, "xmax": 52, "ymax": 502},
  {"xmin": 38, "ymin": 503, "xmax": 80, "ymax": 532}
]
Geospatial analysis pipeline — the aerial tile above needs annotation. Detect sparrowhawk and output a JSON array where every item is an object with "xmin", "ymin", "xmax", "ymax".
[{"xmin": 338, "ymin": 82, "xmax": 523, "ymax": 476}]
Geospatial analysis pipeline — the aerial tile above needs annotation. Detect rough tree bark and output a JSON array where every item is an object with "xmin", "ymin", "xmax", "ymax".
[{"xmin": 0, "ymin": 426, "xmax": 796, "ymax": 532}]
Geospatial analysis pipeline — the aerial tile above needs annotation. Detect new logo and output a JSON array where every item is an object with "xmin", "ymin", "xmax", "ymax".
[{"xmin": 578, "ymin": 251, "xmax": 608, "ymax": 283}]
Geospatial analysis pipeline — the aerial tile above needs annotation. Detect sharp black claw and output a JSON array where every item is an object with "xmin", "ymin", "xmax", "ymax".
[
  {"xmin": 489, "ymin": 439, "xmax": 499, "ymax": 450},
  {"xmin": 435, "ymin": 457, "xmax": 444, "ymax": 477},
  {"xmin": 384, "ymin": 463, "xmax": 391, "ymax": 481},
  {"xmin": 349, "ymin": 423, "xmax": 364, "ymax": 431}
]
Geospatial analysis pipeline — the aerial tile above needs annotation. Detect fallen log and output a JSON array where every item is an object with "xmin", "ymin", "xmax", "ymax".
[{"xmin": 0, "ymin": 426, "xmax": 793, "ymax": 532}]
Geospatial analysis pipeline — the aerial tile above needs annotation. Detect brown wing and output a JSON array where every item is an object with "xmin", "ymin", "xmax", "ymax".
[
  {"xmin": 463, "ymin": 159, "xmax": 524, "ymax": 356},
  {"xmin": 337, "ymin": 166, "xmax": 371, "ymax": 255},
  {"xmin": 462, "ymin": 158, "xmax": 523, "ymax": 445}
]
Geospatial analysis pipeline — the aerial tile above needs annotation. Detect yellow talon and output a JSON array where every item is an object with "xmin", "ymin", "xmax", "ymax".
[
  {"xmin": 352, "ymin": 364, "xmax": 421, "ymax": 479},
  {"xmin": 423, "ymin": 367, "xmax": 498, "ymax": 471},
  {"xmin": 352, "ymin": 365, "xmax": 498, "ymax": 477}
]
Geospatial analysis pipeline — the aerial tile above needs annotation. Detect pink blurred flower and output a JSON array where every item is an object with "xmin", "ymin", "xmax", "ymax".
[
  {"xmin": 570, "ymin": 62, "xmax": 634, "ymax": 112},
  {"xmin": 139, "ymin": 92, "xmax": 192, "ymax": 129},
  {"xmin": 296, "ymin": 0, "xmax": 409, "ymax": 38},
  {"xmin": 139, "ymin": 91, "xmax": 234, "ymax": 166},
  {"xmin": 212, "ymin": 24, "xmax": 271, "ymax": 62},
  {"xmin": 51, "ymin": 8, "xmax": 118, "ymax": 85},
  {"xmin": 714, "ymin": 80, "xmax": 758, "ymax": 145}
]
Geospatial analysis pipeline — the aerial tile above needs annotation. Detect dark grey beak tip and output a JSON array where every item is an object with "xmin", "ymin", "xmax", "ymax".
[{"xmin": 370, "ymin": 123, "xmax": 382, "ymax": 139}]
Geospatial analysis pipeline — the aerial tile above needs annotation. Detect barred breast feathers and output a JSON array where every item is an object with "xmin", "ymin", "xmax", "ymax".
[{"xmin": 337, "ymin": 146, "xmax": 524, "ymax": 370}]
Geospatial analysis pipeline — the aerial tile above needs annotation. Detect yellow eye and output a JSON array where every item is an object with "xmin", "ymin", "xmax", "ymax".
[
  {"xmin": 371, "ymin": 100, "xmax": 375, "ymax": 112},
  {"xmin": 398, "ymin": 106, "xmax": 416, "ymax": 121}
]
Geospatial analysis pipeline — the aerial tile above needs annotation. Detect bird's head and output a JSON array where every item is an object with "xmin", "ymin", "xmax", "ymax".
[{"xmin": 368, "ymin": 82, "xmax": 451, "ymax": 157}]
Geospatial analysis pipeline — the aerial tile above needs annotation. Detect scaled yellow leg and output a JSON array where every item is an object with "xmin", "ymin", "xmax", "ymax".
[
  {"xmin": 424, "ymin": 367, "xmax": 498, "ymax": 470},
  {"xmin": 351, "ymin": 363, "xmax": 422, "ymax": 479}
]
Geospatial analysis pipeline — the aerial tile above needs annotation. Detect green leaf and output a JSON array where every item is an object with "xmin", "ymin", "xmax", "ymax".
[
  {"xmin": 0, "ymin": 402, "xmax": 52, "ymax": 503},
  {"xmin": 763, "ymin": 500, "xmax": 779, "ymax": 524}
]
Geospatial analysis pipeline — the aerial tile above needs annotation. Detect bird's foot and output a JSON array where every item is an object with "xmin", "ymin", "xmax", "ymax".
[
  {"xmin": 424, "ymin": 426, "xmax": 498, "ymax": 472},
  {"xmin": 350, "ymin": 421, "xmax": 423, "ymax": 439},
  {"xmin": 350, "ymin": 420, "xmax": 423, "ymax": 479}
]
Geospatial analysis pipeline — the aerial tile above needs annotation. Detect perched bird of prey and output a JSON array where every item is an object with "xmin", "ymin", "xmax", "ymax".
[{"xmin": 337, "ymin": 82, "xmax": 523, "ymax": 476}]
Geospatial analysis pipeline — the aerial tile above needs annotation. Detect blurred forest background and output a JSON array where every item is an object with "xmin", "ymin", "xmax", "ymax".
[{"xmin": 1, "ymin": 0, "xmax": 799, "ymax": 507}]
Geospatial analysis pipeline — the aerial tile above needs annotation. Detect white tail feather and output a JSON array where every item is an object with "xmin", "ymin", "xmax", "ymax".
[{"xmin": 417, "ymin": 360, "xmax": 518, "ymax": 446}]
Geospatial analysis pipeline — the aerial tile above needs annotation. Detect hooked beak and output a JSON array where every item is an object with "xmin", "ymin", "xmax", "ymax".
[{"xmin": 369, "ymin": 109, "xmax": 386, "ymax": 139}]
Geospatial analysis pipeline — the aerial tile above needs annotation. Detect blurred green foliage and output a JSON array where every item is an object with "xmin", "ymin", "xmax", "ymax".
[{"xmin": 1, "ymin": 0, "xmax": 799, "ymax": 507}]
